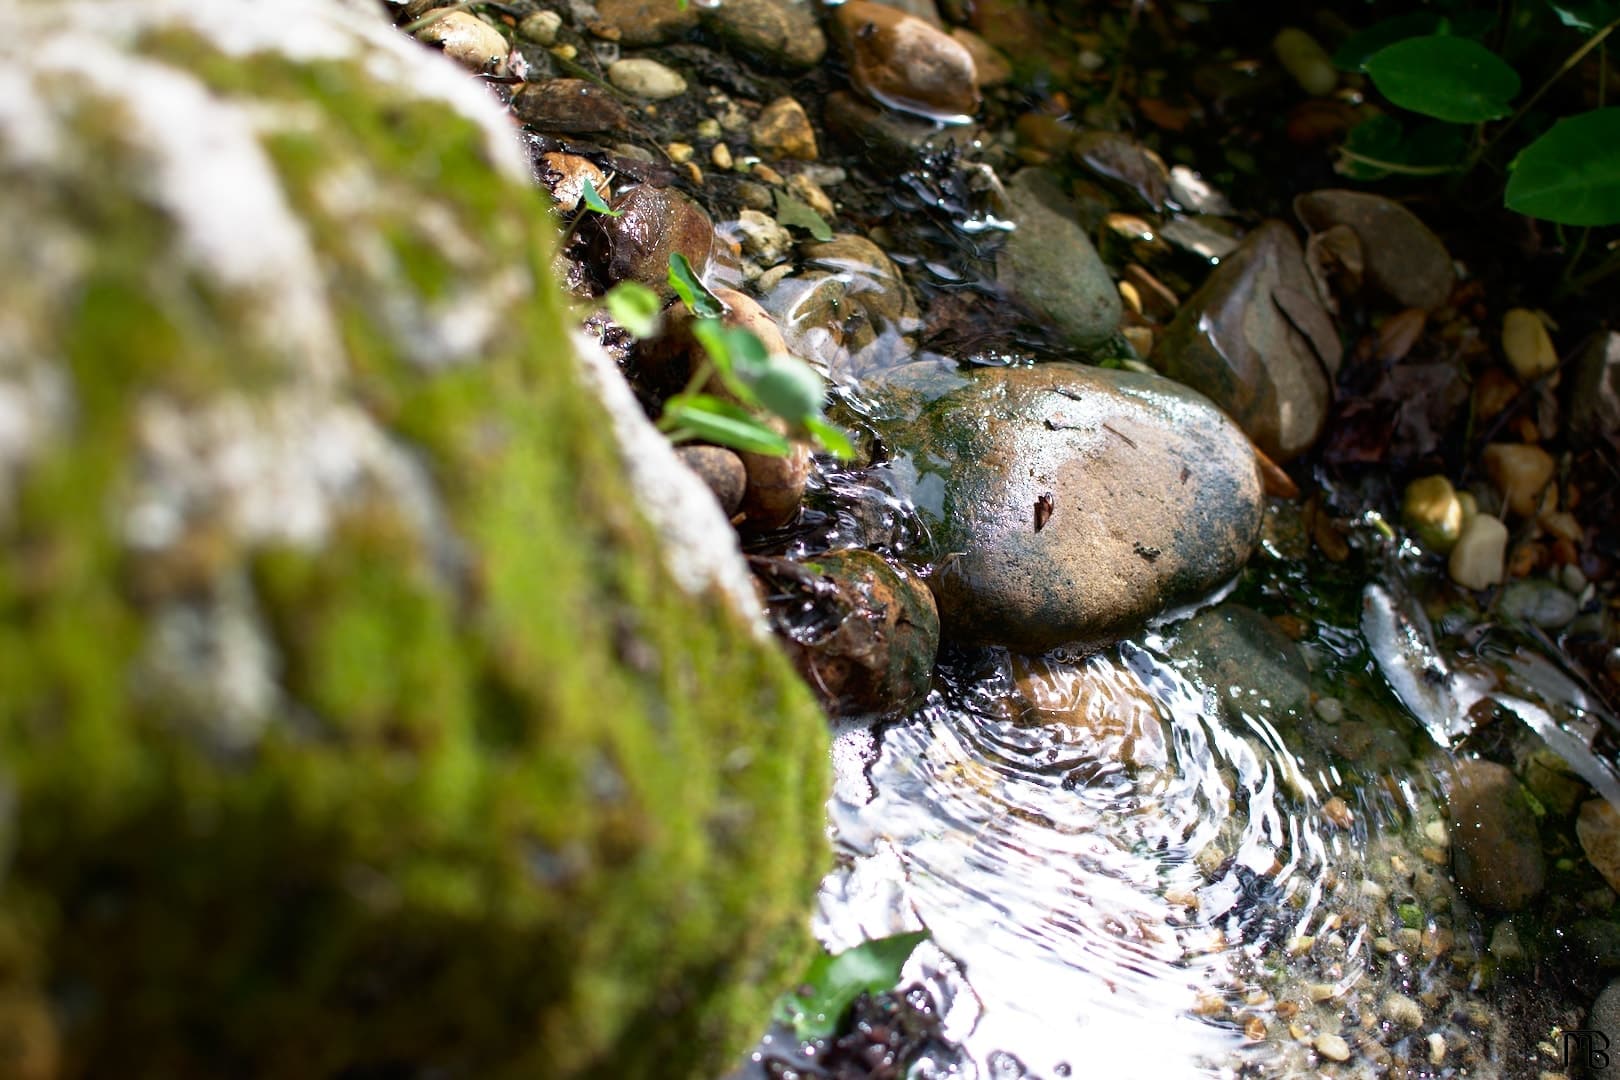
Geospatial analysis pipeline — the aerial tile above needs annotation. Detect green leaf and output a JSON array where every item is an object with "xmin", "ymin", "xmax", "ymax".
[
  {"xmin": 1506, "ymin": 107, "xmax": 1620, "ymax": 225},
  {"xmin": 1336, "ymin": 115, "xmax": 1469, "ymax": 180},
  {"xmin": 751, "ymin": 354, "xmax": 827, "ymax": 422},
  {"xmin": 580, "ymin": 177, "xmax": 620, "ymax": 217},
  {"xmin": 667, "ymin": 252, "xmax": 724, "ymax": 318},
  {"xmin": 1333, "ymin": 12, "xmax": 1496, "ymax": 71},
  {"xmin": 659, "ymin": 395, "xmax": 792, "ymax": 456},
  {"xmin": 1546, "ymin": 0, "xmax": 1619, "ymax": 33},
  {"xmin": 1365, "ymin": 35, "xmax": 1520, "ymax": 122},
  {"xmin": 772, "ymin": 189, "xmax": 834, "ymax": 241},
  {"xmin": 690, "ymin": 319, "xmax": 768, "ymax": 402},
  {"xmin": 773, "ymin": 931, "xmax": 930, "ymax": 1041},
  {"xmin": 604, "ymin": 281, "xmax": 662, "ymax": 338},
  {"xmin": 803, "ymin": 415, "xmax": 856, "ymax": 460}
]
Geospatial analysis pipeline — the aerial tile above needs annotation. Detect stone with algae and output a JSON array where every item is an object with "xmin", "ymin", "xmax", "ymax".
[{"xmin": 0, "ymin": 1, "xmax": 828, "ymax": 1076}]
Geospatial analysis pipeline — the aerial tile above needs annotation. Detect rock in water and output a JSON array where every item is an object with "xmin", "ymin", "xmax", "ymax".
[
  {"xmin": 0, "ymin": 2, "xmax": 829, "ymax": 1077},
  {"xmin": 996, "ymin": 169, "xmax": 1124, "ymax": 351},
  {"xmin": 1152, "ymin": 219, "xmax": 1341, "ymax": 462},
  {"xmin": 874, "ymin": 363, "xmax": 1263, "ymax": 652},
  {"xmin": 1449, "ymin": 761, "xmax": 1546, "ymax": 911}
]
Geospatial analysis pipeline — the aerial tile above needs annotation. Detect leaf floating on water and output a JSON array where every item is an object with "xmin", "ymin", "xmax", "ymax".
[
  {"xmin": 773, "ymin": 930, "xmax": 930, "ymax": 1041},
  {"xmin": 773, "ymin": 188, "xmax": 834, "ymax": 241}
]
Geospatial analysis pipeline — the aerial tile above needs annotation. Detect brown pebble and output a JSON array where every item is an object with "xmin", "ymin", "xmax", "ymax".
[
  {"xmin": 511, "ymin": 78, "xmax": 630, "ymax": 133},
  {"xmin": 751, "ymin": 97, "xmax": 819, "ymax": 160},
  {"xmin": 676, "ymin": 445, "xmax": 748, "ymax": 516}
]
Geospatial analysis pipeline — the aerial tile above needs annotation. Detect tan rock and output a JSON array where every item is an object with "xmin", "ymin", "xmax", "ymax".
[
  {"xmin": 1483, "ymin": 442, "xmax": 1556, "ymax": 517},
  {"xmin": 832, "ymin": 0, "xmax": 980, "ymax": 122},
  {"xmin": 751, "ymin": 97, "xmax": 819, "ymax": 160},
  {"xmin": 1578, "ymin": 799, "xmax": 1620, "ymax": 893},
  {"xmin": 413, "ymin": 11, "xmax": 508, "ymax": 75},
  {"xmin": 595, "ymin": 0, "xmax": 699, "ymax": 46},
  {"xmin": 534, "ymin": 152, "xmax": 608, "ymax": 214}
]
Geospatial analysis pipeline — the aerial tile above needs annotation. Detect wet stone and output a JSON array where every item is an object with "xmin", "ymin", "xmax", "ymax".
[
  {"xmin": 595, "ymin": 0, "xmax": 699, "ymax": 46},
  {"xmin": 758, "ymin": 549, "xmax": 940, "ymax": 717},
  {"xmin": 700, "ymin": 0, "xmax": 827, "ymax": 70},
  {"xmin": 1294, "ymin": 189, "xmax": 1455, "ymax": 311},
  {"xmin": 996, "ymin": 168, "xmax": 1123, "ymax": 352},
  {"xmin": 832, "ymin": 0, "xmax": 981, "ymax": 123},
  {"xmin": 873, "ymin": 363, "xmax": 1264, "ymax": 653},
  {"xmin": 1498, "ymin": 579, "xmax": 1579, "ymax": 629},
  {"xmin": 535, "ymin": 152, "xmax": 608, "ymax": 214},
  {"xmin": 594, "ymin": 183, "xmax": 715, "ymax": 288},
  {"xmin": 824, "ymin": 89, "xmax": 965, "ymax": 162},
  {"xmin": 676, "ymin": 445, "xmax": 748, "ymax": 516},
  {"xmin": 1448, "ymin": 760, "xmax": 1546, "ymax": 911},
  {"xmin": 1590, "ymin": 980, "xmax": 1620, "ymax": 1076},
  {"xmin": 1069, "ymin": 130, "xmax": 1171, "ymax": 212},
  {"xmin": 1152, "ymin": 219, "xmax": 1340, "ymax": 463},
  {"xmin": 512, "ymin": 78, "xmax": 631, "ymax": 133},
  {"xmin": 1167, "ymin": 604, "xmax": 1310, "ymax": 724}
]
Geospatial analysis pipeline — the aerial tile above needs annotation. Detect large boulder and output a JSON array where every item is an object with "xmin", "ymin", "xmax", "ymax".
[
  {"xmin": 871, "ymin": 363, "xmax": 1264, "ymax": 653},
  {"xmin": 0, "ymin": 2, "xmax": 828, "ymax": 1076}
]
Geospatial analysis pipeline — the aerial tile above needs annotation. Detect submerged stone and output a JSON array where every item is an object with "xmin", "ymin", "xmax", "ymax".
[
  {"xmin": 873, "ymin": 363, "xmax": 1264, "ymax": 652},
  {"xmin": 1152, "ymin": 219, "xmax": 1341, "ymax": 462},
  {"xmin": 1295, "ymin": 189, "xmax": 1455, "ymax": 311},
  {"xmin": 1168, "ymin": 604, "xmax": 1311, "ymax": 724},
  {"xmin": 1448, "ymin": 761, "xmax": 1546, "ymax": 911},
  {"xmin": 0, "ymin": 3, "xmax": 828, "ymax": 1076}
]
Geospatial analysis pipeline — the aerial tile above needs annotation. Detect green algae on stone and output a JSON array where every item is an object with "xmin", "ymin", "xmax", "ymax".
[{"xmin": 0, "ymin": 2, "xmax": 828, "ymax": 1076}]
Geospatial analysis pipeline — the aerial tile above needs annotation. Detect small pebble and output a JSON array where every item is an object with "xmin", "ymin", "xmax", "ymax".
[
  {"xmin": 1428, "ymin": 1032, "xmax": 1447, "ymax": 1065},
  {"xmin": 1383, "ymin": 992, "xmax": 1423, "ymax": 1028},
  {"xmin": 666, "ymin": 141, "xmax": 694, "ymax": 164},
  {"xmin": 695, "ymin": 117, "xmax": 723, "ymax": 139},
  {"xmin": 711, "ymin": 142, "xmax": 734, "ymax": 169},
  {"xmin": 607, "ymin": 57, "xmax": 688, "ymax": 99},
  {"xmin": 1315, "ymin": 1033, "xmax": 1351, "ymax": 1062},
  {"xmin": 518, "ymin": 9, "xmax": 562, "ymax": 45}
]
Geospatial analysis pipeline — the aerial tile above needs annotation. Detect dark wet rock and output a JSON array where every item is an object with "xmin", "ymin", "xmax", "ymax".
[
  {"xmin": 700, "ymin": 0, "xmax": 827, "ymax": 70},
  {"xmin": 677, "ymin": 445, "xmax": 749, "ymax": 516},
  {"xmin": 596, "ymin": 0, "xmax": 699, "ymax": 45},
  {"xmin": 1168, "ymin": 604, "xmax": 1310, "ymax": 724},
  {"xmin": 757, "ymin": 549, "xmax": 940, "ymax": 716},
  {"xmin": 596, "ymin": 183, "xmax": 715, "ymax": 288},
  {"xmin": 752, "ymin": 96, "xmax": 819, "ymax": 160},
  {"xmin": 1294, "ymin": 190, "xmax": 1455, "ymax": 311},
  {"xmin": 873, "ymin": 363, "xmax": 1264, "ymax": 652},
  {"xmin": 0, "ymin": 3, "xmax": 829, "ymax": 1076},
  {"xmin": 1069, "ymin": 130, "xmax": 1171, "ymax": 212},
  {"xmin": 1158, "ymin": 215, "xmax": 1242, "ymax": 264},
  {"xmin": 832, "ymin": 0, "xmax": 981, "ymax": 123},
  {"xmin": 1521, "ymin": 747, "xmax": 1587, "ymax": 817},
  {"xmin": 996, "ymin": 168, "xmax": 1123, "ymax": 352},
  {"xmin": 1589, "ymin": 979, "xmax": 1620, "ymax": 1073},
  {"xmin": 1448, "ymin": 760, "xmax": 1546, "ymax": 911},
  {"xmin": 1572, "ymin": 919, "xmax": 1620, "ymax": 970},
  {"xmin": 824, "ymin": 90, "xmax": 966, "ymax": 161},
  {"xmin": 511, "ymin": 77, "xmax": 631, "ymax": 133},
  {"xmin": 1152, "ymin": 219, "xmax": 1341, "ymax": 463}
]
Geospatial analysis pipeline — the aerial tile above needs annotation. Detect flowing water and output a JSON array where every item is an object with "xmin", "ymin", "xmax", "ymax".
[{"xmin": 744, "ymin": 474, "xmax": 1620, "ymax": 1078}]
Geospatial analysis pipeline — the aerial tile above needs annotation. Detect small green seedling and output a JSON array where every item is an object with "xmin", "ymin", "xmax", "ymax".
[
  {"xmin": 666, "ymin": 252, "xmax": 723, "ymax": 317},
  {"xmin": 604, "ymin": 280, "xmax": 661, "ymax": 338},
  {"xmin": 772, "ymin": 930, "xmax": 931, "ymax": 1041},
  {"xmin": 580, "ymin": 177, "xmax": 621, "ymax": 217}
]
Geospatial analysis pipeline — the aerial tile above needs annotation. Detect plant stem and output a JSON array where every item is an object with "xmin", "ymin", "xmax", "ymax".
[
  {"xmin": 1468, "ymin": 14, "xmax": 1620, "ymax": 170},
  {"xmin": 402, "ymin": 1, "xmax": 482, "ymax": 34},
  {"xmin": 1336, "ymin": 148, "xmax": 1462, "ymax": 176},
  {"xmin": 1561, "ymin": 246, "xmax": 1620, "ymax": 295}
]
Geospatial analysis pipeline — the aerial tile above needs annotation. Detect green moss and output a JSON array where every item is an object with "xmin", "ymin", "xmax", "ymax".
[{"xmin": 0, "ymin": 17, "xmax": 828, "ymax": 1079}]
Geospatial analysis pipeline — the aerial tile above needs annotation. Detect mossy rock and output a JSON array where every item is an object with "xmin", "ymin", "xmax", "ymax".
[{"xmin": 0, "ymin": 2, "xmax": 828, "ymax": 1076}]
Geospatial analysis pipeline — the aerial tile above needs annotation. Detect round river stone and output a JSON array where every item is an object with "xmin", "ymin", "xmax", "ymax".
[{"xmin": 874, "ymin": 363, "xmax": 1264, "ymax": 652}]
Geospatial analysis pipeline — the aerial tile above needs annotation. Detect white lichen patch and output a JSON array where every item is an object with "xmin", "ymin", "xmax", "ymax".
[
  {"xmin": 135, "ymin": 572, "xmax": 282, "ymax": 755},
  {"xmin": 571, "ymin": 332, "xmax": 767, "ymax": 634},
  {"xmin": 125, "ymin": 390, "xmax": 462, "ymax": 576}
]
